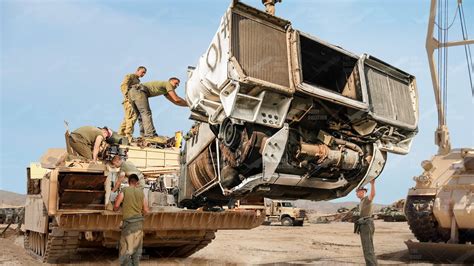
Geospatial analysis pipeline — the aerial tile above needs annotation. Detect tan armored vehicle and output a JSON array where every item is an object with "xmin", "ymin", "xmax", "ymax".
[
  {"xmin": 404, "ymin": 0, "xmax": 474, "ymax": 260},
  {"xmin": 263, "ymin": 200, "xmax": 305, "ymax": 226},
  {"xmin": 23, "ymin": 142, "xmax": 263, "ymax": 263}
]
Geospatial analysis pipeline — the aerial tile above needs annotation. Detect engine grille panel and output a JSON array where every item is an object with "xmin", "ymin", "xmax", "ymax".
[
  {"xmin": 231, "ymin": 13, "xmax": 290, "ymax": 87},
  {"xmin": 365, "ymin": 67, "xmax": 416, "ymax": 126}
]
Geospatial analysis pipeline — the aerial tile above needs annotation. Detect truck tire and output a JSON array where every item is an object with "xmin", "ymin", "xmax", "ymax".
[
  {"xmin": 281, "ymin": 217, "xmax": 293, "ymax": 226},
  {"xmin": 293, "ymin": 220, "xmax": 304, "ymax": 226}
]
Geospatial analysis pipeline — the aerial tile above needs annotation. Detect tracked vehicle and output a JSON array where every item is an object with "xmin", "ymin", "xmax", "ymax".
[
  {"xmin": 23, "ymin": 144, "xmax": 263, "ymax": 263},
  {"xmin": 23, "ymin": 0, "xmax": 423, "ymax": 263},
  {"xmin": 404, "ymin": 0, "xmax": 474, "ymax": 262},
  {"xmin": 180, "ymin": 1, "xmax": 419, "ymax": 207}
]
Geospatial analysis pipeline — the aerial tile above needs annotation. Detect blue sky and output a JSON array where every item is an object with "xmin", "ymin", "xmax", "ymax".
[{"xmin": 1, "ymin": 0, "xmax": 473, "ymax": 204}]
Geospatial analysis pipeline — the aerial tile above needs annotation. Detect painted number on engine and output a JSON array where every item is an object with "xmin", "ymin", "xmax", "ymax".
[{"xmin": 206, "ymin": 13, "xmax": 229, "ymax": 71}]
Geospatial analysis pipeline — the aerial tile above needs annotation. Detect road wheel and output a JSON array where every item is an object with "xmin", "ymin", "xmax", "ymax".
[
  {"xmin": 405, "ymin": 196, "xmax": 450, "ymax": 242},
  {"xmin": 281, "ymin": 217, "xmax": 293, "ymax": 226}
]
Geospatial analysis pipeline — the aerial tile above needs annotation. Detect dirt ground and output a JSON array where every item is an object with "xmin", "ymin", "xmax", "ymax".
[{"xmin": 0, "ymin": 221, "xmax": 442, "ymax": 265}]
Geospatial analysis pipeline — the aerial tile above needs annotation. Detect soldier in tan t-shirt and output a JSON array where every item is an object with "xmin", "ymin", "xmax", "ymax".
[
  {"xmin": 111, "ymin": 155, "xmax": 146, "ymax": 192},
  {"xmin": 355, "ymin": 179, "xmax": 377, "ymax": 266},
  {"xmin": 128, "ymin": 77, "xmax": 188, "ymax": 138},
  {"xmin": 114, "ymin": 174, "xmax": 149, "ymax": 266},
  {"xmin": 68, "ymin": 126, "xmax": 112, "ymax": 162}
]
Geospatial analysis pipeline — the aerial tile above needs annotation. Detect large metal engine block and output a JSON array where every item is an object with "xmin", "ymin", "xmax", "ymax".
[{"xmin": 179, "ymin": 1, "xmax": 419, "ymax": 207}]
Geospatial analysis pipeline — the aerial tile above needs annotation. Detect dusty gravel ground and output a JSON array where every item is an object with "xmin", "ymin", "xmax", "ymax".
[{"xmin": 0, "ymin": 221, "xmax": 438, "ymax": 265}]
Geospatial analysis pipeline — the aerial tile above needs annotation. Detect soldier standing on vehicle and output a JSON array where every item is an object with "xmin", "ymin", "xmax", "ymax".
[
  {"xmin": 128, "ymin": 77, "xmax": 188, "ymax": 138},
  {"xmin": 111, "ymin": 155, "xmax": 145, "ymax": 191},
  {"xmin": 68, "ymin": 126, "xmax": 112, "ymax": 162},
  {"xmin": 114, "ymin": 174, "xmax": 149, "ymax": 266},
  {"xmin": 118, "ymin": 66, "xmax": 147, "ymax": 141},
  {"xmin": 262, "ymin": 0, "xmax": 281, "ymax": 15},
  {"xmin": 355, "ymin": 179, "xmax": 377, "ymax": 265}
]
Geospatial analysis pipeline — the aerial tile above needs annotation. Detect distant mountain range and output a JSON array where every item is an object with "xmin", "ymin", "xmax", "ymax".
[
  {"xmin": 294, "ymin": 199, "xmax": 387, "ymax": 214},
  {"xmin": 0, "ymin": 189, "xmax": 388, "ymax": 213},
  {"xmin": 0, "ymin": 190, "xmax": 27, "ymax": 207}
]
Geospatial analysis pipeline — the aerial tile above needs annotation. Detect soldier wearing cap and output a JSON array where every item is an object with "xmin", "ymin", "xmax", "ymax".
[
  {"xmin": 111, "ymin": 155, "xmax": 146, "ymax": 191},
  {"xmin": 68, "ymin": 126, "xmax": 112, "ymax": 162},
  {"xmin": 128, "ymin": 77, "xmax": 188, "ymax": 138},
  {"xmin": 355, "ymin": 179, "xmax": 377, "ymax": 265},
  {"xmin": 118, "ymin": 66, "xmax": 147, "ymax": 140}
]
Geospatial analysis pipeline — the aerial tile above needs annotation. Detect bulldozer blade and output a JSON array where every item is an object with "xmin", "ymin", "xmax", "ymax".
[
  {"xmin": 57, "ymin": 210, "xmax": 265, "ymax": 231},
  {"xmin": 405, "ymin": 239, "xmax": 474, "ymax": 263}
]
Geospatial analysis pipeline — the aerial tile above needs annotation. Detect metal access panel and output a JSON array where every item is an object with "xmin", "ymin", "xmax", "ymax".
[
  {"xmin": 185, "ymin": 2, "xmax": 294, "ymax": 128},
  {"xmin": 58, "ymin": 172, "xmax": 107, "ymax": 210},
  {"xmin": 292, "ymin": 31, "xmax": 369, "ymax": 111},
  {"xmin": 230, "ymin": 6, "xmax": 290, "ymax": 89},
  {"xmin": 363, "ymin": 56, "xmax": 418, "ymax": 130}
]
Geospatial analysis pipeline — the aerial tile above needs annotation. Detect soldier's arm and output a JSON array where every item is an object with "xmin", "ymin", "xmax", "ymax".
[
  {"xmin": 142, "ymin": 196, "xmax": 150, "ymax": 215},
  {"xmin": 113, "ymin": 192, "xmax": 124, "ymax": 211},
  {"xmin": 120, "ymin": 75, "xmax": 132, "ymax": 97},
  {"xmin": 368, "ymin": 179, "xmax": 376, "ymax": 201},
  {"xmin": 112, "ymin": 172, "xmax": 125, "ymax": 192},
  {"xmin": 165, "ymin": 91, "xmax": 188, "ymax": 107},
  {"xmin": 92, "ymin": 135, "xmax": 105, "ymax": 162}
]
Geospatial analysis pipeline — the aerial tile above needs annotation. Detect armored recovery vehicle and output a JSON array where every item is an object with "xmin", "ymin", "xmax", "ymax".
[
  {"xmin": 180, "ymin": 0, "xmax": 419, "ymax": 208},
  {"xmin": 23, "ymin": 0, "xmax": 421, "ymax": 263},
  {"xmin": 404, "ymin": 0, "xmax": 474, "ymax": 262},
  {"xmin": 23, "ymin": 143, "xmax": 263, "ymax": 263}
]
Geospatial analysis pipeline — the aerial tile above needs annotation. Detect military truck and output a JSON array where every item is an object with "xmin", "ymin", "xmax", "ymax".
[
  {"xmin": 263, "ymin": 200, "xmax": 305, "ymax": 226},
  {"xmin": 231, "ymin": 199, "xmax": 304, "ymax": 226},
  {"xmin": 23, "ymin": 143, "xmax": 263, "ymax": 263}
]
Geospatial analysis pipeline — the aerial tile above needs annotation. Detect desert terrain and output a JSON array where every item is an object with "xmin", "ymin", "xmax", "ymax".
[
  {"xmin": 2, "ymin": 190, "xmax": 468, "ymax": 265},
  {"xmin": 1, "ymin": 220, "xmax": 434, "ymax": 265}
]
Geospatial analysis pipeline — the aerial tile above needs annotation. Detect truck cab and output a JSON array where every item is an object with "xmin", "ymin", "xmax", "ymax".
[{"xmin": 264, "ymin": 200, "xmax": 305, "ymax": 226}]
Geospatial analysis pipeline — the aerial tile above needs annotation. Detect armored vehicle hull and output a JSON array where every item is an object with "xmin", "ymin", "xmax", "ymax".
[
  {"xmin": 405, "ymin": 149, "xmax": 474, "ymax": 244},
  {"xmin": 24, "ymin": 147, "xmax": 263, "ymax": 263}
]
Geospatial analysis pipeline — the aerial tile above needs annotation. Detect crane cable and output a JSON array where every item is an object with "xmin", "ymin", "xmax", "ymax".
[
  {"xmin": 458, "ymin": 1, "xmax": 474, "ymax": 98},
  {"xmin": 434, "ymin": 3, "xmax": 458, "ymax": 31},
  {"xmin": 443, "ymin": 0, "xmax": 447, "ymax": 124}
]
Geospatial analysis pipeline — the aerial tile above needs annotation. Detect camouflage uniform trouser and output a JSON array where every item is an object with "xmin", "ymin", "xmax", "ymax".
[
  {"xmin": 68, "ymin": 133, "xmax": 93, "ymax": 160},
  {"xmin": 128, "ymin": 87, "xmax": 157, "ymax": 137},
  {"xmin": 118, "ymin": 99, "xmax": 138, "ymax": 138},
  {"xmin": 359, "ymin": 218, "xmax": 377, "ymax": 266},
  {"xmin": 119, "ymin": 217, "xmax": 144, "ymax": 266}
]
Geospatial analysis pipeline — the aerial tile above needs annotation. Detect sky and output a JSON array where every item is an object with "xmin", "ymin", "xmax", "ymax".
[{"xmin": 1, "ymin": 0, "xmax": 473, "ymax": 204}]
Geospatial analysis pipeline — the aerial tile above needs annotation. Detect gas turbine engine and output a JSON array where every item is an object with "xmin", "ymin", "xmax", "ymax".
[{"xmin": 179, "ymin": 1, "xmax": 418, "ymax": 207}]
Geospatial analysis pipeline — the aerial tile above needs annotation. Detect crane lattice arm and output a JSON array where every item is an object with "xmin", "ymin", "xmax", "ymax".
[{"xmin": 426, "ymin": 0, "xmax": 474, "ymax": 155}]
